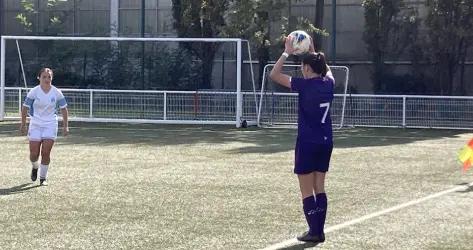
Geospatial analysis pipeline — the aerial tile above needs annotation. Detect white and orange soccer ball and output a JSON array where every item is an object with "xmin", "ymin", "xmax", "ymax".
[{"xmin": 289, "ymin": 30, "xmax": 311, "ymax": 55}]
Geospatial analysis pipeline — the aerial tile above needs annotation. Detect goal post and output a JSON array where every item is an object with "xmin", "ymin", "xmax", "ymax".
[
  {"xmin": 257, "ymin": 63, "xmax": 349, "ymax": 128},
  {"xmin": 0, "ymin": 35, "xmax": 258, "ymax": 127}
]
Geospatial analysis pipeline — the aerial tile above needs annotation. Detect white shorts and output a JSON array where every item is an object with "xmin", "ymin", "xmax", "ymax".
[{"xmin": 28, "ymin": 124, "xmax": 58, "ymax": 142}]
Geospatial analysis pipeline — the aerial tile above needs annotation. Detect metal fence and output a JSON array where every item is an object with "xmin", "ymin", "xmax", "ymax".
[
  {"xmin": 259, "ymin": 93, "xmax": 473, "ymax": 129},
  {"xmin": 3, "ymin": 87, "xmax": 473, "ymax": 129},
  {"xmin": 4, "ymin": 87, "xmax": 257, "ymax": 125}
]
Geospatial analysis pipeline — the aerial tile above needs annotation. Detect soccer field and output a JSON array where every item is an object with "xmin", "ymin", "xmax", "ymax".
[{"xmin": 1, "ymin": 121, "xmax": 472, "ymax": 250}]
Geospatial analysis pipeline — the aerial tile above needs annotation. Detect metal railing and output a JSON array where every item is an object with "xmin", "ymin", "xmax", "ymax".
[{"xmin": 3, "ymin": 87, "xmax": 473, "ymax": 129}]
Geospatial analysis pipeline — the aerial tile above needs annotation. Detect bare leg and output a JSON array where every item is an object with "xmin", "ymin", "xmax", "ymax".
[
  {"xmin": 313, "ymin": 171, "xmax": 326, "ymax": 194},
  {"xmin": 29, "ymin": 141, "xmax": 41, "ymax": 163},
  {"xmin": 39, "ymin": 139, "xmax": 54, "ymax": 184},
  {"xmin": 29, "ymin": 141, "xmax": 41, "ymax": 181},
  {"xmin": 298, "ymin": 173, "xmax": 315, "ymax": 198},
  {"xmin": 40, "ymin": 139, "xmax": 54, "ymax": 165}
]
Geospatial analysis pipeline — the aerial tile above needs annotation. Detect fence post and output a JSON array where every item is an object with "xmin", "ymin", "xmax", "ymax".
[
  {"xmin": 163, "ymin": 92, "xmax": 167, "ymax": 120},
  {"xmin": 89, "ymin": 89, "xmax": 93, "ymax": 118},
  {"xmin": 18, "ymin": 88, "xmax": 22, "ymax": 115},
  {"xmin": 402, "ymin": 95, "xmax": 406, "ymax": 127}
]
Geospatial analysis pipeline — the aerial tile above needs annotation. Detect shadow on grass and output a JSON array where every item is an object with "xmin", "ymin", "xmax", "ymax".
[
  {"xmin": 0, "ymin": 183, "xmax": 40, "ymax": 196},
  {"xmin": 273, "ymin": 242, "xmax": 321, "ymax": 250},
  {"xmin": 1, "ymin": 121, "xmax": 471, "ymax": 155}
]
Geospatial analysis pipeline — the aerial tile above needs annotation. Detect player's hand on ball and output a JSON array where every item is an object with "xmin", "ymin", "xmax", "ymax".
[{"xmin": 284, "ymin": 36, "xmax": 296, "ymax": 55}]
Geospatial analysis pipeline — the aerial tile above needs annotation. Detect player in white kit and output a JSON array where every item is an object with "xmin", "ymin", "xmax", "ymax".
[{"xmin": 20, "ymin": 68, "xmax": 69, "ymax": 186}]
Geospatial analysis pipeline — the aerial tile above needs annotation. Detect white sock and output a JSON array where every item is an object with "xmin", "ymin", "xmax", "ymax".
[
  {"xmin": 39, "ymin": 164, "xmax": 49, "ymax": 179},
  {"xmin": 31, "ymin": 161, "xmax": 39, "ymax": 169}
]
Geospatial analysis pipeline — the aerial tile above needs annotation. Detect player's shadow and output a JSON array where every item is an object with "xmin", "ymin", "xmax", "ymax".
[
  {"xmin": 0, "ymin": 183, "xmax": 40, "ymax": 196},
  {"xmin": 274, "ymin": 242, "xmax": 321, "ymax": 250}
]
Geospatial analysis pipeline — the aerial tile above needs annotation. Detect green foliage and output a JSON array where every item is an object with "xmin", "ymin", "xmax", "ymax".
[
  {"xmin": 424, "ymin": 0, "xmax": 473, "ymax": 95},
  {"xmin": 362, "ymin": 0, "xmax": 419, "ymax": 93},
  {"xmin": 171, "ymin": 0, "xmax": 230, "ymax": 89},
  {"xmin": 373, "ymin": 72, "xmax": 432, "ymax": 94},
  {"xmin": 16, "ymin": 0, "xmax": 71, "ymax": 35},
  {"xmin": 145, "ymin": 47, "xmax": 203, "ymax": 90},
  {"xmin": 15, "ymin": 13, "xmax": 32, "ymax": 32},
  {"xmin": 363, "ymin": 0, "xmax": 473, "ymax": 95},
  {"xmin": 172, "ymin": 0, "xmax": 327, "ymax": 88},
  {"xmin": 15, "ymin": 0, "xmax": 35, "ymax": 32},
  {"xmin": 224, "ymin": 1, "xmax": 327, "ymax": 43},
  {"xmin": 12, "ymin": 1, "xmax": 327, "ymax": 90}
]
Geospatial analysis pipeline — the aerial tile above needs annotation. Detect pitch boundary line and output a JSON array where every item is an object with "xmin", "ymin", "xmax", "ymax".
[{"xmin": 261, "ymin": 181, "xmax": 473, "ymax": 250}]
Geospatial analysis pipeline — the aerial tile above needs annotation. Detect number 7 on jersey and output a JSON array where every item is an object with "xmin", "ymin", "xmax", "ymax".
[{"xmin": 320, "ymin": 102, "xmax": 330, "ymax": 124}]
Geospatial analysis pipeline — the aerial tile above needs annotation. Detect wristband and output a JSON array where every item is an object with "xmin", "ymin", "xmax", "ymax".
[{"xmin": 281, "ymin": 52, "xmax": 289, "ymax": 58}]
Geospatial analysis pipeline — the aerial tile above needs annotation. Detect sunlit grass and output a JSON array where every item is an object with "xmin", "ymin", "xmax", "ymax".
[{"xmin": 1, "ymin": 122, "xmax": 472, "ymax": 249}]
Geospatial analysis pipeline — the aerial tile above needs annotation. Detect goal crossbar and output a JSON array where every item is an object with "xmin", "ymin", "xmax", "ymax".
[{"xmin": 0, "ymin": 35, "xmax": 245, "ymax": 42}]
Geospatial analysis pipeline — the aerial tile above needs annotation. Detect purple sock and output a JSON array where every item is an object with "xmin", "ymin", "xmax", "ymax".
[
  {"xmin": 302, "ymin": 195, "xmax": 317, "ymax": 235},
  {"xmin": 314, "ymin": 193, "xmax": 328, "ymax": 235}
]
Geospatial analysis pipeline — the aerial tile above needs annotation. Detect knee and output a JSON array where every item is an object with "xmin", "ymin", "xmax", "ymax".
[
  {"xmin": 299, "ymin": 182, "xmax": 314, "ymax": 198},
  {"xmin": 313, "ymin": 181, "xmax": 325, "ymax": 194},
  {"xmin": 30, "ymin": 150, "xmax": 40, "ymax": 159},
  {"xmin": 41, "ymin": 150, "xmax": 51, "ymax": 158}
]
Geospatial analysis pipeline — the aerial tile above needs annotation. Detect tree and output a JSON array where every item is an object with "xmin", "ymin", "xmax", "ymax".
[
  {"xmin": 222, "ymin": 0, "xmax": 286, "ymax": 85},
  {"xmin": 425, "ymin": 0, "xmax": 473, "ymax": 95},
  {"xmin": 362, "ymin": 0, "xmax": 419, "ymax": 93},
  {"xmin": 14, "ymin": 1, "xmax": 77, "ymax": 87},
  {"xmin": 171, "ymin": 0, "xmax": 327, "ymax": 89},
  {"xmin": 171, "ymin": 0, "xmax": 228, "ymax": 90},
  {"xmin": 14, "ymin": 0, "xmax": 139, "ymax": 90},
  {"xmin": 16, "ymin": 0, "xmax": 71, "ymax": 35},
  {"xmin": 225, "ymin": 0, "xmax": 327, "ymax": 84},
  {"xmin": 314, "ymin": 0, "xmax": 325, "ymax": 49}
]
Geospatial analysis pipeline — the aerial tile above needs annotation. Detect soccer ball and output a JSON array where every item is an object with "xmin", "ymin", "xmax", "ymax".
[{"xmin": 289, "ymin": 30, "xmax": 311, "ymax": 55}]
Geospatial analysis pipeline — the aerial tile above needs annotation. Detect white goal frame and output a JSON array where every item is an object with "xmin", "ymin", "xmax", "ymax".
[{"xmin": 0, "ymin": 35, "xmax": 257, "ymax": 127}]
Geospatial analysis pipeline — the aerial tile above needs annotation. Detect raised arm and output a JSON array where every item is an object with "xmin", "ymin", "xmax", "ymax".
[{"xmin": 269, "ymin": 36, "xmax": 295, "ymax": 89}]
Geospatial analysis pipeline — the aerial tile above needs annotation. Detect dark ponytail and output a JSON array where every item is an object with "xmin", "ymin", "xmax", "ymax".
[{"xmin": 302, "ymin": 52, "xmax": 327, "ymax": 77}]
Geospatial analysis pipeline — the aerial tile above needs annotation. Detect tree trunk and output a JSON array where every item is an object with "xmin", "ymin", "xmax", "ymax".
[
  {"xmin": 458, "ymin": 38, "xmax": 468, "ymax": 95},
  {"xmin": 458, "ymin": 47, "xmax": 468, "ymax": 95},
  {"xmin": 200, "ymin": 44, "xmax": 216, "ymax": 90},
  {"xmin": 373, "ymin": 47, "xmax": 385, "ymax": 93},
  {"xmin": 257, "ymin": 45, "xmax": 269, "ymax": 87},
  {"xmin": 314, "ymin": 0, "xmax": 324, "ymax": 50}
]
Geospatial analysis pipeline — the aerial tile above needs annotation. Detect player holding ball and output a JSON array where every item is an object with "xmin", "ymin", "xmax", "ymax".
[{"xmin": 270, "ymin": 32, "xmax": 335, "ymax": 244}]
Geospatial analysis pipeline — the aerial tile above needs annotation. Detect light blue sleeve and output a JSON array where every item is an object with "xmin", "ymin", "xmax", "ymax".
[
  {"xmin": 23, "ymin": 88, "xmax": 35, "ymax": 108},
  {"xmin": 57, "ymin": 89, "xmax": 68, "ymax": 108}
]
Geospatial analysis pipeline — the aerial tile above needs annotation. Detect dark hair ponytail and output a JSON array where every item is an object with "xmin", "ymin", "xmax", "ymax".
[{"xmin": 302, "ymin": 52, "xmax": 327, "ymax": 76}]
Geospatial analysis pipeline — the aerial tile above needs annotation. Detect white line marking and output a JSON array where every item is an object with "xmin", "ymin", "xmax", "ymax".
[{"xmin": 261, "ymin": 181, "xmax": 473, "ymax": 250}]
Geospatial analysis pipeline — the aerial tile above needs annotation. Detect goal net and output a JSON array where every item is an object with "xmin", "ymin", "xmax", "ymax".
[
  {"xmin": 257, "ymin": 64, "xmax": 349, "ymax": 128},
  {"xmin": 0, "ymin": 36, "xmax": 258, "ymax": 127}
]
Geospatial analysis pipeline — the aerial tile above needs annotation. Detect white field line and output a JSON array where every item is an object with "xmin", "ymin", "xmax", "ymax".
[{"xmin": 261, "ymin": 181, "xmax": 473, "ymax": 250}]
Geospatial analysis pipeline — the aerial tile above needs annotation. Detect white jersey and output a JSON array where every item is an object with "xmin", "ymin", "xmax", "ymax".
[{"xmin": 23, "ymin": 85, "xmax": 68, "ymax": 127}]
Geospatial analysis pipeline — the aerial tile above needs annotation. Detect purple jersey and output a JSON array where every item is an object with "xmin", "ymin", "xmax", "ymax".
[{"xmin": 291, "ymin": 75, "xmax": 334, "ymax": 144}]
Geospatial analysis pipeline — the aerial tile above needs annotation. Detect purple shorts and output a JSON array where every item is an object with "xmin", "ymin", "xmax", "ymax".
[{"xmin": 294, "ymin": 140, "xmax": 333, "ymax": 174}]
